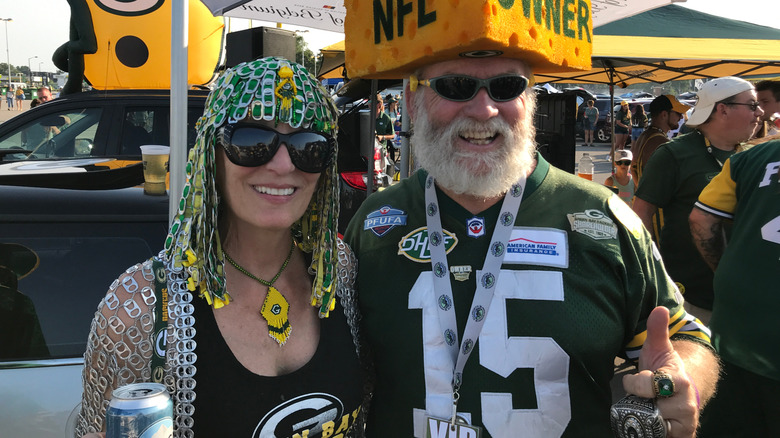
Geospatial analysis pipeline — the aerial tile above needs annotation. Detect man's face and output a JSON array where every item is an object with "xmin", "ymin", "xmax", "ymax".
[
  {"xmin": 39, "ymin": 89, "xmax": 52, "ymax": 102},
  {"xmin": 722, "ymin": 90, "xmax": 763, "ymax": 141},
  {"xmin": 757, "ymin": 90, "xmax": 779, "ymax": 122},
  {"xmin": 408, "ymin": 57, "xmax": 536, "ymax": 198},
  {"xmin": 667, "ymin": 111, "xmax": 683, "ymax": 131}
]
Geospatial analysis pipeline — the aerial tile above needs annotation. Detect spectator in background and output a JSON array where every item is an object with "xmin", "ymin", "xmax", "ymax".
[
  {"xmin": 374, "ymin": 94, "xmax": 396, "ymax": 160},
  {"xmin": 583, "ymin": 99, "xmax": 599, "ymax": 146},
  {"xmin": 15, "ymin": 86, "xmax": 24, "ymax": 110},
  {"xmin": 755, "ymin": 79, "xmax": 780, "ymax": 138},
  {"xmin": 37, "ymin": 86, "xmax": 53, "ymax": 103},
  {"xmin": 631, "ymin": 103, "xmax": 647, "ymax": 144},
  {"xmin": 614, "ymin": 100, "xmax": 631, "ymax": 150},
  {"xmin": 633, "ymin": 77, "xmax": 763, "ymax": 324},
  {"xmin": 631, "ymin": 95, "xmax": 691, "ymax": 184},
  {"xmin": 385, "ymin": 94, "xmax": 400, "ymax": 124},
  {"xmin": 689, "ymin": 137, "xmax": 780, "ymax": 437},
  {"xmin": 5, "ymin": 88, "xmax": 13, "ymax": 110},
  {"xmin": 604, "ymin": 149, "xmax": 635, "ymax": 205}
]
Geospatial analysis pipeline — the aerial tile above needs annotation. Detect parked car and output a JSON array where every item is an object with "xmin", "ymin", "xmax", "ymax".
[
  {"xmin": 0, "ymin": 161, "xmax": 169, "ymax": 438},
  {"xmin": 0, "ymin": 89, "xmax": 208, "ymax": 163}
]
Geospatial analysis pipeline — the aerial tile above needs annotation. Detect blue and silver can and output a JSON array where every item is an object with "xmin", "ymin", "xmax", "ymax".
[{"xmin": 106, "ymin": 382, "xmax": 173, "ymax": 438}]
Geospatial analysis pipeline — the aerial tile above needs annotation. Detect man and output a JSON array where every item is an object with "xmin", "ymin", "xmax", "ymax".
[
  {"xmin": 344, "ymin": 5, "xmax": 718, "ymax": 437},
  {"xmin": 633, "ymin": 77, "xmax": 763, "ymax": 324},
  {"xmin": 582, "ymin": 99, "xmax": 598, "ymax": 146},
  {"xmin": 37, "ymin": 86, "xmax": 53, "ymax": 103},
  {"xmin": 755, "ymin": 79, "xmax": 780, "ymax": 137},
  {"xmin": 374, "ymin": 94, "xmax": 396, "ymax": 160},
  {"xmin": 631, "ymin": 95, "xmax": 691, "ymax": 185},
  {"xmin": 689, "ymin": 138, "xmax": 780, "ymax": 437}
]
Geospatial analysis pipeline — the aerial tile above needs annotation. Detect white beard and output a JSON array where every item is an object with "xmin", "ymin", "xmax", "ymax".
[{"xmin": 411, "ymin": 92, "xmax": 537, "ymax": 199}]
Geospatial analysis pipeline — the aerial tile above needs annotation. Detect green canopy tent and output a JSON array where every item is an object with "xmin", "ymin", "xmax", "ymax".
[
  {"xmin": 534, "ymin": 4, "xmax": 780, "ymax": 155},
  {"xmin": 535, "ymin": 4, "xmax": 780, "ymax": 86}
]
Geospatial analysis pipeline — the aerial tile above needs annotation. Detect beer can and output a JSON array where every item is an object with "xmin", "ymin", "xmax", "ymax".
[{"xmin": 106, "ymin": 382, "xmax": 173, "ymax": 438}]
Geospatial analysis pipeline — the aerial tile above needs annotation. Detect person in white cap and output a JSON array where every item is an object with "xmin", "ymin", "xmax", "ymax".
[
  {"xmin": 633, "ymin": 76, "xmax": 763, "ymax": 326},
  {"xmin": 344, "ymin": 3, "xmax": 719, "ymax": 438},
  {"xmin": 604, "ymin": 149, "xmax": 635, "ymax": 205}
]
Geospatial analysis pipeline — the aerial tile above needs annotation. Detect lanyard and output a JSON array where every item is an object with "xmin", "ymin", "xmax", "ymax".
[{"xmin": 423, "ymin": 174, "xmax": 525, "ymax": 424}]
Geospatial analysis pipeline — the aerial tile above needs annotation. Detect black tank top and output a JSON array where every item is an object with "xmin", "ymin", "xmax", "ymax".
[{"xmin": 191, "ymin": 292, "xmax": 363, "ymax": 437}]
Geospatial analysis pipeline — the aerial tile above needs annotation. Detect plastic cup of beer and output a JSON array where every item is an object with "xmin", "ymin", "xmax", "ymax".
[{"xmin": 140, "ymin": 145, "xmax": 170, "ymax": 196}]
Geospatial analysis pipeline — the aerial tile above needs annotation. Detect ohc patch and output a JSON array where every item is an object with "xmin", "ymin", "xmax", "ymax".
[
  {"xmin": 398, "ymin": 227, "xmax": 458, "ymax": 262},
  {"xmin": 364, "ymin": 205, "xmax": 407, "ymax": 237}
]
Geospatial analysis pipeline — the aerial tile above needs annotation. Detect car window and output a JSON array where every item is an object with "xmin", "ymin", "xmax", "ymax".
[
  {"xmin": 0, "ymin": 228, "xmax": 162, "ymax": 361},
  {"xmin": 121, "ymin": 108, "xmax": 156, "ymax": 155},
  {"xmin": 0, "ymin": 108, "xmax": 103, "ymax": 160},
  {"xmin": 119, "ymin": 106, "xmax": 203, "ymax": 156}
]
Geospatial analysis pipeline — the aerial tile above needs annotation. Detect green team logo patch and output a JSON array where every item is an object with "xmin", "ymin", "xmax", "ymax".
[
  {"xmin": 567, "ymin": 209, "xmax": 618, "ymax": 240},
  {"xmin": 397, "ymin": 227, "xmax": 459, "ymax": 263}
]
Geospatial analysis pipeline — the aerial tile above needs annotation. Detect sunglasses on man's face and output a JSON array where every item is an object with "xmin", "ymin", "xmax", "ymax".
[
  {"xmin": 217, "ymin": 124, "xmax": 335, "ymax": 173},
  {"xmin": 616, "ymin": 160, "xmax": 632, "ymax": 166},
  {"xmin": 412, "ymin": 74, "xmax": 529, "ymax": 102}
]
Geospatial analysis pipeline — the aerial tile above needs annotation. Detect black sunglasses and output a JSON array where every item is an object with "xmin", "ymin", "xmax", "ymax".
[
  {"xmin": 412, "ymin": 74, "xmax": 529, "ymax": 102},
  {"xmin": 616, "ymin": 160, "xmax": 631, "ymax": 166},
  {"xmin": 725, "ymin": 101, "xmax": 761, "ymax": 111},
  {"xmin": 217, "ymin": 124, "xmax": 335, "ymax": 173}
]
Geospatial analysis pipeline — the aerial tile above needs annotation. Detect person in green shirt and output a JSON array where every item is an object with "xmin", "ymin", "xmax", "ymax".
[
  {"xmin": 689, "ymin": 138, "xmax": 780, "ymax": 437},
  {"xmin": 633, "ymin": 76, "xmax": 764, "ymax": 324},
  {"xmin": 347, "ymin": 50, "xmax": 719, "ymax": 438}
]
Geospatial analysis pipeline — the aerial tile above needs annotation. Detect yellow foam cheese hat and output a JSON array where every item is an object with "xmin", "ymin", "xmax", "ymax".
[{"xmin": 345, "ymin": 0, "xmax": 593, "ymax": 79}]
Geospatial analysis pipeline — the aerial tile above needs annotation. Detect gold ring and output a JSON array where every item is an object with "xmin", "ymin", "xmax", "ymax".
[{"xmin": 653, "ymin": 370, "xmax": 675, "ymax": 398}]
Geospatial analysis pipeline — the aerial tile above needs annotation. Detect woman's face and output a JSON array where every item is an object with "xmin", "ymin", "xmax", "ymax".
[{"xmin": 216, "ymin": 118, "xmax": 322, "ymax": 233}]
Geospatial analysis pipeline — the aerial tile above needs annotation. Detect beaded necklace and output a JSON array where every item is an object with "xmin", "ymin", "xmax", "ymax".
[{"xmin": 224, "ymin": 240, "xmax": 295, "ymax": 345}]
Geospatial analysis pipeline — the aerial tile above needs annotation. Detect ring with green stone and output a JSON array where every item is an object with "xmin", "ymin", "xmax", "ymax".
[{"xmin": 653, "ymin": 370, "xmax": 675, "ymax": 398}]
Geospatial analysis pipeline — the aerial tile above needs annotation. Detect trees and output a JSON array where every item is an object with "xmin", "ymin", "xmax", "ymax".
[{"xmin": 295, "ymin": 35, "xmax": 315, "ymax": 74}]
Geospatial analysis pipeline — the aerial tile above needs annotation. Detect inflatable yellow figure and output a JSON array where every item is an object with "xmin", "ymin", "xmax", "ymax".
[
  {"xmin": 274, "ymin": 65, "xmax": 297, "ymax": 123},
  {"xmin": 82, "ymin": 0, "xmax": 224, "ymax": 90}
]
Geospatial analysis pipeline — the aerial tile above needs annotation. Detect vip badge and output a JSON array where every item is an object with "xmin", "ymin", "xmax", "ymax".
[
  {"xmin": 363, "ymin": 205, "xmax": 407, "ymax": 237},
  {"xmin": 426, "ymin": 416, "xmax": 482, "ymax": 438},
  {"xmin": 466, "ymin": 217, "xmax": 485, "ymax": 238}
]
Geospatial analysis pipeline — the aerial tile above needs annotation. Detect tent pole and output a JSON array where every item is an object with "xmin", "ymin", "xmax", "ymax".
[
  {"xmin": 170, "ymin": 0, "xmax": 188, "ymax": 225},
  {"xmin": 366, "ymin": 79, "xmax": 378, "ymax": 194},
  {"xmin": 400, "ymin": 78, "xmax": 410, "ymax": 179},
  {"xmin": 608, "ymin": 67, "xmax": 616, "ymax": 169}
]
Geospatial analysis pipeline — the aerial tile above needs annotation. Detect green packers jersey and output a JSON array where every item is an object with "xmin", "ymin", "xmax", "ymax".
[
  {"xmin": 346, "ymin": 155, "xmax": 710, "ymax": 438},
  {"xmin": 634, "ymin": 130, "xmax": 736, "ymax": 309},
  {"xmin": 695, "ymin": 139, "xmax": 780, "ymax": 381}
]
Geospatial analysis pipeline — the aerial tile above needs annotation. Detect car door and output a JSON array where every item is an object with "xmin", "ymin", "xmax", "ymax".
[{"xmin": 0, "ymin": 185, "xmax": 169, "ymax": 438}]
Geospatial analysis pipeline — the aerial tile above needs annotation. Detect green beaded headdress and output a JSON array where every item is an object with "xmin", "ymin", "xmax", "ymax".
[{"xmin": 164, "ymin": 57, "xmax": 341, "ymax": 318}]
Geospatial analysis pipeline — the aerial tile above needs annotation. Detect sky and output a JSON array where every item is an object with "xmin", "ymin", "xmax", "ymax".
[{"xmin": 0, "ymin": 0, "xmax": 777, "ymax": 74}]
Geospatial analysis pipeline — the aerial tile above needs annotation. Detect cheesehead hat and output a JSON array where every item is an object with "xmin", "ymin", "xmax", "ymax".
[{"xmin": 344, "ymin": 0, "xmax": 594, "ymax": 79}]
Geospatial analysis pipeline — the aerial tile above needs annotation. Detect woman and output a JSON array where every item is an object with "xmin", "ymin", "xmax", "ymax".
[
  {"xmin": 614, "ymin": 100, "xmax": 632, "ymax": 150},
  {"xmin": 582, "ymin": 99, "xmax": 599, "ymax": 146},
  {"xmin": 76, "ymin": 58, "xmax": 368, "ymax": 437},
  {"xmin": 15, "ymin": 86, "xmax": 24, "ymax": 110},
  {"xmin": 631, "ymin": 104, "xmax": 647, "ymax": 144},
  {"xmin": 604, "ymin": 149, "xmax": 635, "ymax": 205}
]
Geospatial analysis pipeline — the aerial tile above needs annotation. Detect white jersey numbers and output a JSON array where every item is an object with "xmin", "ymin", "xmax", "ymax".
[{"xmin": 409, "ymin": 270, "xmax": 572, "ymax": 438}]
